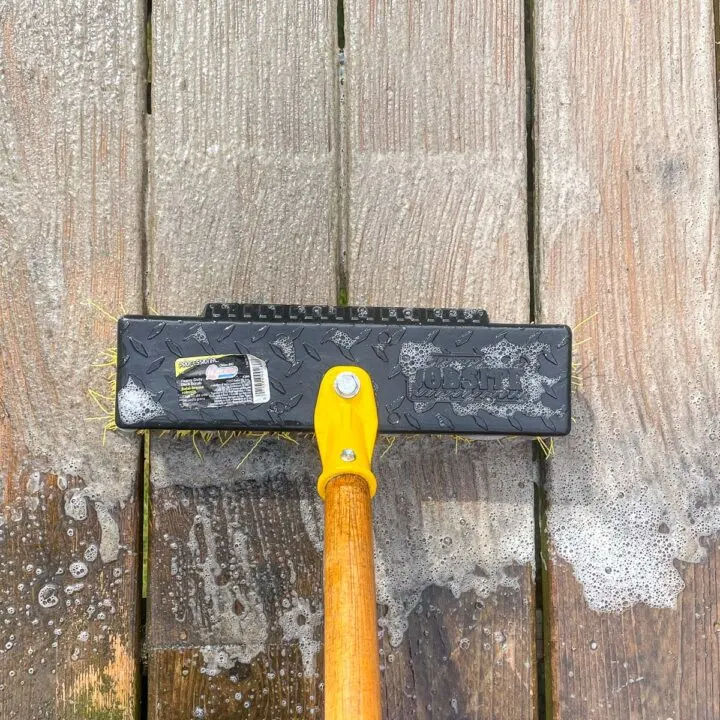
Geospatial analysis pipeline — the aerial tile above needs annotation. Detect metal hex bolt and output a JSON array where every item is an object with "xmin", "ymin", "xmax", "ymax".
[
  {"xmin": 334, "ymin": 371, "xmax": 361, "ymax": 399},
  {"xmin": 340, "ymin": 449, "xmax": 356, "ymax": 462}
]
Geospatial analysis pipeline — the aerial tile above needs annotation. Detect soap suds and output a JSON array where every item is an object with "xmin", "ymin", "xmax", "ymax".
[
  {"xmin": 95, "ymin": 503, "xmax": 121, "ymax": 563},
  {"xmin": 535, "ymin": 0, "xmax": 720, "ymax": 614},
  {"xmin": 298, "ymin": 497, "xmax": 324, "ymax": 554},
  {"xmin": 38, "ymin": 584, "xmax": 60, "ymax": 609},
  {"xmin": 373, "ymin": 436, "xmax": 534, "ymax": 646},
  {"xmin": 154, "ymin": 437, "xmax": 323, "ymax": 675},
  {"xmin": 547, "ymin": 397, "xmax": 720, "ymax": 612},
  {"xmin": 26, "ymin": 471, "xmax": 41, "ymax": 495},
  {"xmin": 278, "ymin": 596, "xmax": 322, "ymax": 677},
  {"xmin": 69, "ymin": 562, "xmax": 89, "ymax": 579},
  {"xmin": 188, "ymin": 503, "xmax": 268, "ymax": 668},
  {"xmin": 399, "ymin": 339, "xmax": 565, "ymax": 420},
  {"xmin": 62, "ymin": 488, "xmax": 122, "ymax": 562},
  {"xmin": 154, "ymin": 434, "xmax": 535, "ymax": 659},
  {"xmin": 200, "ymin": 645, "xmax": 260, "ymax": 677},
  {"xmin": 84, "ymin": 544, "xmax": 99, "ymax": 563},
  {"xmin": 270, "ymin": 333, "xmax": 298, "ymax": 365},
  {"xmin": 64, "ymin": 489, "xmax": 89, "ymax": 522},
  {"xmin": 324, "ymin": 328, "xmax": 371, "ymax": 355},
  {"xmin": 117, "ymin": 378, "xmax": 166, "ymax": 425},
  {"xmin": 188, "ymin": 327, "xmax": 209, "ymax": 346}
]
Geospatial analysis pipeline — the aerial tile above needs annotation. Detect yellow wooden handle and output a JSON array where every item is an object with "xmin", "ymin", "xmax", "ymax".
[{"xmin": 323, "ymin": 474, "xmax": 382, "ymax": 720}]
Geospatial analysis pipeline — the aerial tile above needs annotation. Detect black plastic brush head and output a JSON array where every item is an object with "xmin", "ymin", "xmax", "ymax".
[{"xmin": 115, "ymin": 304, "xmax": 571, "ymax": 435}]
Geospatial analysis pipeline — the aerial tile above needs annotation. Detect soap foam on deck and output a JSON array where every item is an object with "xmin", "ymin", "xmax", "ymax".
[
  {"xmin": 188, "ymin": 502, "xmax": 269, "ymax": 669},
  {"xmin": 371, "ymin": 437, "xmax": 535, "ymax": 646},
  {"xmin": 153, "ymin": 435, "xmax": 536, "ymax": 661},
  {"xmin": 278, "ymin": 595, "xmax": 322, "ymax": 677},
  {"xmin": 547, "ymin": 396, "xmax": 720, "ymax": 612}
]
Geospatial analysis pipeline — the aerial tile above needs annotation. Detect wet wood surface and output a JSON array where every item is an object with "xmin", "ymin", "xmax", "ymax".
[
  {"xmin": 146, "ymin": 0, "xmax": 539, "ymax": 717},
  {"xmin": 0, "ymin": 1, "xmax": 145, "ymax": 717},
  {"xmin": 145, "ymin": 0, "xmax": 338, "ymax": 717},
  {"xmin": 534, "ymin": 0, "xmax": 720, "ymax": 716}
]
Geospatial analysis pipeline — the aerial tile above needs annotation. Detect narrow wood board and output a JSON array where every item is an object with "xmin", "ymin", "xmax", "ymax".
[
  {"xmin": 544, "ymin": 553, "xmax": 720, "ymax": 719},
  {"xmin": 343, "ymin": 0, "xmax": 529, "ymax": 322},
  {"xmin": 0, "ymin": 1, "xmax": 145, "ymax": 718},
  {"xmin": 344, "ymin": 1, "xmax": 537, "ymax": 716},
  {"xmin": 534, "ymin": 0, "xmax": 720, "ymax": 716},
  {"xmin": 146, "ymin": 1, "xmax": 338, "ymax": 716},
  {"xmin": 148, "ymin": 439, "xmax": 327, "ymax": 719},
  {"xmin": 147, "ymin": 0, "xmax": 339, "ymax": 309}
]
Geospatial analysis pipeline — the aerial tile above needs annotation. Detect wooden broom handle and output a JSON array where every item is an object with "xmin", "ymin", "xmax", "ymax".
[{"xmin": 323, "ymin": 474, "xmax": 382, "ymax": 720}]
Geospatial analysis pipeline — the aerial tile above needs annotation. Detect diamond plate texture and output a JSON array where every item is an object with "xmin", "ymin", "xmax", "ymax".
[{"xmin": 115, "ymin": 304, "xmax": 571, "ymax": 435}]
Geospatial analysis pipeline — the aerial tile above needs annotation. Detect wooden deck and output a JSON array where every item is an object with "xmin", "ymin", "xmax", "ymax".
[{"xmin": 0, "ymin": 0, "xmax": 718, "ymax": 718}]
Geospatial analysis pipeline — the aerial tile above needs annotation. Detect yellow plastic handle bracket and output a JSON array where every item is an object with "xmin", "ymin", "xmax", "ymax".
[{"xmin": 314, "ymin": 366, "xmax": 378, "ymax": 499}]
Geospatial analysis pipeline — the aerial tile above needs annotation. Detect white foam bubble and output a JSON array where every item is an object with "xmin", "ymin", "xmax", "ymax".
[
  {"xmin": 117, "ymin": 378, "xmax": 165, "ymax": 425},
  {"xmin": 187, "ymin": 504, "xmax": 268, "ymax": 667},
  {"xmin": 83, "ymin": 544, "xmax": 98, "ymax": 563},
  {"xmin": 278, "ymin": 596, "xmax": 322, "ymax": 677},
  {"xmin": 399, "ymin": 339, "xmax": 565, "ymax": 421},
  {"xmin": 26, "ymin": 471, "xmax": 41, "ymax": 495},
  {"xmin": 199, "ymin": 645, "xmax": 260, "ymax": 677},
  {"xmin": 189, "ymin": 327, "xmax": 209, "ymax": 345},
  {"xmin": 372, "ymin": 437, "xmax": 535, "ymax": 646},
  {"xmin": 63, "ymin": 488, "xmax": 88, "ymax": 520},
  {"xmin": 96, "ymin": 503, "xmax": 120, "ymax": 563},
  {"xmin": 68, "ymin": 562, "xmax": 88, "ymax": 579},
  {"xmin": 37, "ymin": 585, "xmax": 59, "ymax": 609},
  {"xmin": 547, "ymin": 396, "xmax": 720, "ymax": 612}
]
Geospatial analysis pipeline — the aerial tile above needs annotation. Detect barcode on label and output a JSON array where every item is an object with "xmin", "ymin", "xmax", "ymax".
[{"xmin": 247, "ymin": 354, "xmax": 271, "ymax": 404}]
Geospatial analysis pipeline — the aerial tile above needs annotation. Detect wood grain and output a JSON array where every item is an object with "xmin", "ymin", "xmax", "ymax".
[
  {"xmin": 323, "ymin": 475, "xmax": 381, "ymax": 720},
  {"xmin": 147, "ymin": 0, "xmax": 339, "ymax": 312},
  {"xmin": 534, "ymin": 0, "xmax": 720, "ymax": 716},
  {"xmin": 544, "ymin": 552, "xmax": 720, "ymax": 720},
  {"xmin": 343, "ymin": 0, "xmax": 529, "ymax": 321},
  {"xmin": 146, "ymin": 0, "xmax": 338, "ymax": 716},
  {"xmin": 370, "ymin": 435, "xmax": 538, "ymax": 720},
  {"xmin": 0, "ymin": 1, "xmax": 145, "ymax": 717},
  {"xmin": 148, "ymin": 439, "xmax": 327, "ymax": 719},
  {"xmin": 343, "ymin": 1, "xmax": 537, "ymax": 716}
]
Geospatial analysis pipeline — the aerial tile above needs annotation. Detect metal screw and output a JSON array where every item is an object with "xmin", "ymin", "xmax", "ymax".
[
  {"xmin": 334, "ymin": 371, "xmax": 361, "ymax": 398},
  {"xmin": 340, "ymin": 449, "xmax": 356, "ymax": 462}
]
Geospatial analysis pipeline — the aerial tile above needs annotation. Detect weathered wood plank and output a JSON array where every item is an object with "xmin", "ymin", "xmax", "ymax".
[
  {"xmin": 344, "ymin": 1, "xmax": 537, "ymax": 716},
  {"xmin": 146, "ymin": 0, "xmax": 338, "ymax": 716},
  {"xmin": 148, "ymin": 440, "xmax": 327, "ymax": 719},
  {"xmin": 147, "ymin": 0, "xmax": 338, "ymax": 309},
  {"xmin": 534, "ymin": 0, "xmax": 720, "ymax": 716},
  {"xmin": 0, "ymin": 1, "xmax": 145, "ymax": 718},
  {"xmin": 344, "ymin": 0, "xmax": 529, "ymax": 321}
]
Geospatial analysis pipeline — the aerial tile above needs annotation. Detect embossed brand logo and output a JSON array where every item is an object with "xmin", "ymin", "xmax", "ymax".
[
  {"xmin": 408, "ymin": 365, "xmax": 524, "ymax": 402},
  {"xmin": 398, "ymin": 339, "xmax": 564, "ymax": 422}
]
